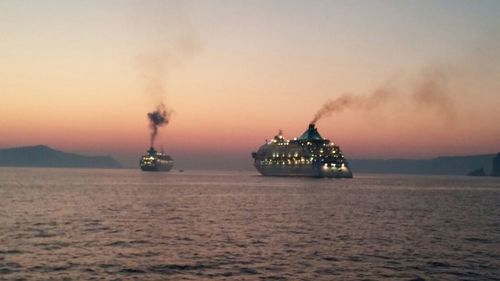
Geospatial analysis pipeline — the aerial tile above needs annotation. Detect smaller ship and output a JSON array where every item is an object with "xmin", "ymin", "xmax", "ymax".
[{"xmin": 140, "ymin": 147, "xmax": 174, "ymax": 172}]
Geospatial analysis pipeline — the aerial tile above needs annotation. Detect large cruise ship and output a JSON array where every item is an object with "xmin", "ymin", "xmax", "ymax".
[
  {"xmin": 252, "ymin": 124, "xmax": 353, "ymax": 178},
  {"xmin": 140, "ymin": 147, "xmax": 174, "ymax": 172}
]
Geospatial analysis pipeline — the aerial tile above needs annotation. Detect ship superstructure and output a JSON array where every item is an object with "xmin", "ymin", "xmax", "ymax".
[
  {"xmin": 252, "ymin": 124, "xmax": 353, "ymax": 178},
  {"xmin": 140, "ymin": 147, "xmax": 174, "ymax": 172}
]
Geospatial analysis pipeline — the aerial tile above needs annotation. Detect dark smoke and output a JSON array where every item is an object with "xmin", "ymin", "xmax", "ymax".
[
  {"xmin": 147, "ymin": 103, "xmax": 171, "ymax": 147},
  {"xmin": 311, "ymin": 67, "xmax": 456, "ymax": 124},
  {"xmin": 132, "ymin": 1, "xmax": 202, "ymax": 149},
  {"xmin": 312, "ymin": 88, "xmax": 392, "ymax": 124},
  {"xmin": 412, "ymin": 67, "xmax": 456, "ymax": 122}
]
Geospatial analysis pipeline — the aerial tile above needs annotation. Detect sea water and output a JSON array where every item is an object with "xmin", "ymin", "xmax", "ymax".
[{"xmin": 0, "ymin": 167, "xmax": 499, "ymax": 280}]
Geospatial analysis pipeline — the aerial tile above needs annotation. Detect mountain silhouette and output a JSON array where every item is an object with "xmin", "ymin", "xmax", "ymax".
[
  {"xmin": 350, "ymin": 154, "xmax": 497, "ymax": 175},
  {"xmin": 0, "ymin": 145, "xmax": 121, "ymax": 169}
]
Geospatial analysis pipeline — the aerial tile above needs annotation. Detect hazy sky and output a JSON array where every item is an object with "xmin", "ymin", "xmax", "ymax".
[{"xmin": 1, "ymin": 0, "xmax": 499, "ymax": 169}]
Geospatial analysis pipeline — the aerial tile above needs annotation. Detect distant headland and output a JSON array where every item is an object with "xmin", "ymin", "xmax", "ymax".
[
  {"xmin": 350, "ymin": 153, "xmax": 500, "ymax": 176},
  {"xmin": 0, "ymin": 145, "xmax": 121, "ymax": 169}
]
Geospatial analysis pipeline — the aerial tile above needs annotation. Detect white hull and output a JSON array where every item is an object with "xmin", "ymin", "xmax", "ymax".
[{"xmin": 255, "ymin": 163, "xmax": 353, "ymax": 178}]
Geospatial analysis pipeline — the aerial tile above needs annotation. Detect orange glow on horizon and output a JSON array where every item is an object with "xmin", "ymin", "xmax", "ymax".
[{"xmin": 1, "ymin": 1, "xmax": 499, "ymax": 166}]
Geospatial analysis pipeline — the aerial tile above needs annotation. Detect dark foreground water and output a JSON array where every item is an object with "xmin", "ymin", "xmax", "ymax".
[{"xmin": 0, "ymin": 168, "xmax": 499, "ymax": 280}]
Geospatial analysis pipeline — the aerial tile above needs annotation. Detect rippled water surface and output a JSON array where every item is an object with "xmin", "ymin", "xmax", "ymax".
[{"xmin": 0, "ymin": 168, "xmax": 499, "ymax": 280}]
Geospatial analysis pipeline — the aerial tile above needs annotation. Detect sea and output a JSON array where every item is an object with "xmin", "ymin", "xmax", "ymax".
[{"xmin": 0, "ymin": 167, "xmax": 499, "ymax": 281}]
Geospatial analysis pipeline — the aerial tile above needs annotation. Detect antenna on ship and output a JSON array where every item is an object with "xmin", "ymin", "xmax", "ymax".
[{"xmin": 273, "ymin": 129, "xmax": 284, "ymax": 142}]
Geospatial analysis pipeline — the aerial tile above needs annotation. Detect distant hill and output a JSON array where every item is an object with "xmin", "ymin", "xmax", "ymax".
[
  {"xmin": 0, "ymin": 145, "xmax": 122, "ymax": 169},
  {"xmin": 350, "ymin": 154, "xmax": 497, "ymax": 175}
]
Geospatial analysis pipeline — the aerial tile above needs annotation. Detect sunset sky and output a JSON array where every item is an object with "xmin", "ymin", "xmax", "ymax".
[{"xmin": 1, "ymin": 0, "xmax": 499, "ymax": 169}]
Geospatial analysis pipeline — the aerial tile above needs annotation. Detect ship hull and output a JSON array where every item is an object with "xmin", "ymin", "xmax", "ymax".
[
  {"xmin": 255, "ymin": 163, "xmax": 353, "ymax": 178},
  {"xmin": 140, "ymin": 162, "xmax": 173, "ymax": 172}
]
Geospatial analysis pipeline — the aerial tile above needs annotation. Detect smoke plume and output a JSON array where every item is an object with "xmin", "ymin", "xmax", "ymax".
[
  {"xmin": 312, "ymin": 88, "xmax": 392, "ymax": 124},
  {"xmin": 147, "ymin": 103, "xmax": 171, "ymax": 147},
  {"xmin": 311, "ymin": 67, "xmax": 456, "ymax": 124},
  {"xmin": 132, "ymin": 1, "xmax": 202, "ymax": 148}
]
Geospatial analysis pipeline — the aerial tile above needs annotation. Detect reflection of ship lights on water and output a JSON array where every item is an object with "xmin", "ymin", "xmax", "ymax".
[
  {"xmin": 252, "ymin": 124, "xmax": 353, "ymax": 178},
  {"xmin": 140, "ymin": 147, "xmax": 174, "ymax": 172}
]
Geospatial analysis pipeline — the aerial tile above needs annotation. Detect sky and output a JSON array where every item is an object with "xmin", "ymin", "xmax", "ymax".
[{"xmin": 1, "ymin": 0, "xmax": 499, "ymax": 169}]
